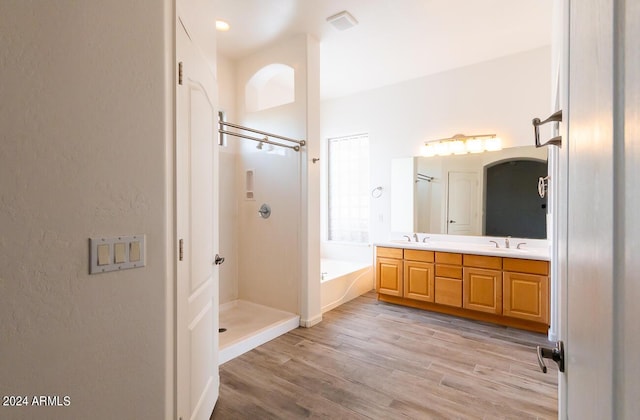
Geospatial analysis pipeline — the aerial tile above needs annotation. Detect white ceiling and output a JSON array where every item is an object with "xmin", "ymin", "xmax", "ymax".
[{"xmin": 214, "ymin": 0, "xmax": 553, "ymax": 99}]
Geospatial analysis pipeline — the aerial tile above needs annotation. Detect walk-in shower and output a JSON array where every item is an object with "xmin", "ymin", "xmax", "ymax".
[{"xmin": 217, "ymin": 119, "xmax": 304, "ymax": 364}]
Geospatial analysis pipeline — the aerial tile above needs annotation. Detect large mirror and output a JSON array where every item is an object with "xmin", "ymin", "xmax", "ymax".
[{"xmin": 390, "ymin": 146, "xmax": 548, "ymax": 239}]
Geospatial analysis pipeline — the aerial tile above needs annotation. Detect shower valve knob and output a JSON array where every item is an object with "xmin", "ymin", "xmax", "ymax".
[{"xmin": 258, "ymin": 203, "xmax": 271, "ymax": 219}]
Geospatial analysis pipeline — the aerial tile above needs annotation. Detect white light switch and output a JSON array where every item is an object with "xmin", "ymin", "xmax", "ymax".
[
  {"xmin": 97, "ymin": 244, "xmax": 110, "ymax": 266},
  {"xmin": 129, "ymin": 241, "xmax": 141, "ymax": 262},
  {"xmin": 114, "ymin": 242, "xmax": 126, "ymax": 264}
]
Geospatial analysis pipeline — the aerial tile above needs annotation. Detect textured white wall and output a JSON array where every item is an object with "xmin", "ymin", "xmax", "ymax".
[
  {"xmin": 302, "ymin": 35, "xmax": 322, "ymax": 326},
  {"xmin": 0, "ymin": 2, "xmax": 173, "ymax": 419},
  {"xmin": 321, "ymin": 46, "xmax": 552, "ymax": 244}
]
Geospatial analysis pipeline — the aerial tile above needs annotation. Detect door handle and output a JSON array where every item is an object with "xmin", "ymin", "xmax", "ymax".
[
  {"xmin": 536, "ymin": 341, "xmax": 565, "ymax": 373},
  {"xmin": 532, "ymin": 109, "xmax": 562, "ymax": 147},
  {"xmin": 214, "ymin": 254, "xmax": 225, "ymax": 265},
  {"xmin": 449, "ymin": 220, "xmax": 456, "ymax": 224}
]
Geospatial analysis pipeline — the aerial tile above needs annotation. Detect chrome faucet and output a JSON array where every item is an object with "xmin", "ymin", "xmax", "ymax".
[
  {"xmin": 489, "ymin": 240, "xmax": 500, "ymax": 248},
  {"xmin": 413, "ymin": 233, "xmax": 419, "ymax": 242},
  {"xmin": 516, "ymin": 242, "xmax": 527, "ymax": 249},
  {"xmin": 505, "ymin": 236, "xmax": 511, "ymax": 249},
  {"xmin": 403, "ymin": 235, "xmax": 411, "ymax": 242}
]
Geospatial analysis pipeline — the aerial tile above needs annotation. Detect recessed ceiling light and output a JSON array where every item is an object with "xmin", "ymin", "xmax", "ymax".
[
  {"xmin": 216, "ymin": 20, "xmax": 230, "ymax": 31},
  {"xmin": 326, "ymin": 11, "xmax": 358, "ymax": 31}
]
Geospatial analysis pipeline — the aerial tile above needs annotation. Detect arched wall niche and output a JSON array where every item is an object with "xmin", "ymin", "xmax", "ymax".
[{"xmin": 245, "ymin": 63, "xmax": 295, "ymax": 112}]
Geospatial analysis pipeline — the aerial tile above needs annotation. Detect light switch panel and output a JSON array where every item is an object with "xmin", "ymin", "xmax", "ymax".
[{"xmin": 90, "ymin": 234, "xmax": 146, "ymax": 274}]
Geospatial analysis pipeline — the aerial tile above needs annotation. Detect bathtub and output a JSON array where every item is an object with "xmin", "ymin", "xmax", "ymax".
[{"xmin": 320, "ymin": 259, "xmax": 374, "ymax": 313}]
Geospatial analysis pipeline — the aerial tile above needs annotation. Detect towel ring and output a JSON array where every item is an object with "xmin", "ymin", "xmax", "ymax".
[
  {"xmin": 371, "ymin": 186, "xmax": 383, "ymax": 199},
  {"xmin": 538, "ymin": 176, "xmax": 550, "ymax": 198}
]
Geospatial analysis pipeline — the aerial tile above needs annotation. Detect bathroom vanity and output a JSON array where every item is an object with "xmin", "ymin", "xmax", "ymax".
[{"xmin": 375, "ymin": 239, "xmax": 550, "ymax": 333}]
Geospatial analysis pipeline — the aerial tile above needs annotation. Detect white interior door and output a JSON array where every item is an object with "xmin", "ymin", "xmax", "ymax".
[
  {"xmin": 564, "ymin": 0, "xmax": 614, "ymax": 417},
  {"xmin": 446, "ymin": 171, "xmax": 478, "ymax": 235},
  {"xmin": 559, "ymin": 0, "xmax": 640, "ymax": 418},
  {"xmin": 176, "ymin": 20, "xmax": 219, "ymax": 420}
]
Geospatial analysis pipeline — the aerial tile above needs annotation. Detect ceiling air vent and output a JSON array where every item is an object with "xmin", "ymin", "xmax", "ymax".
[{"xmin": 326, "ymin": 11, "xmax": 358, "ymax": 31}]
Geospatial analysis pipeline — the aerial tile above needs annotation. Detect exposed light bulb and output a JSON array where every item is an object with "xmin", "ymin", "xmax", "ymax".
[
  {"xmin": 465, "ymin": 138, "xmax": 484, "ymax": 153},
  {"xmin": 485, "ymin": 136, "xmax": 502, "ymax": 151},
  {"xmin": 450, "ymin": 140, "xmax": 466, "ymax": 155},
  {"xmin": 421, "ymin": 143, "xmax": 436, "ymax": 157},
  {"xmin": 435, "ymin": 141, "xmax": 452, "ymax": 156}
]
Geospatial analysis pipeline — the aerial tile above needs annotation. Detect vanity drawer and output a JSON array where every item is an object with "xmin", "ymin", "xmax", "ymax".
[
  {"xmin": 435, "ymin": 264, "xmax": 463, "ymax": 279},
  {"xmin": 463, "ymin": 254, "xmax": 502, "ymax": 270},
  {"xmin": 435, "ymin": 252, "xmax": 462, "ymax": 265},
  {"xmin": 404, "ymin": 249, "xmax": 435, "ymax": 263},
  {"xmin": 377, "ymin": 247, "xmax": 403, "ymax": 259},
  {"xmin": 503, "ymin": 258, "xmax": 549, "ymax": 275}
]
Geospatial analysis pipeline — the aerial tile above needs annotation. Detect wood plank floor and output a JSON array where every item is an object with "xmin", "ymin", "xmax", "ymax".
[{"xmin": 211, "ymin": 292, "xmax": 558, "ymax": 419}]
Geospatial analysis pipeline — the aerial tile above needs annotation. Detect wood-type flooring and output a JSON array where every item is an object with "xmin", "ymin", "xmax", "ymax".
[{"xmin": 211, "ymin": 291, "xmax": 558, "ymax": 419}]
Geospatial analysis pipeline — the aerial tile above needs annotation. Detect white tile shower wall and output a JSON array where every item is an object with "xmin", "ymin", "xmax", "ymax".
[{"xmin": 237, "ymin": 146, "xmax": 301, "ymax": 314}]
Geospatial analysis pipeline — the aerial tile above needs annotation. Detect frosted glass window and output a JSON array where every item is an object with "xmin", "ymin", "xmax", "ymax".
[{"xmin": 327, "ymin": 134, "xmax": 370, "ymax": 243}]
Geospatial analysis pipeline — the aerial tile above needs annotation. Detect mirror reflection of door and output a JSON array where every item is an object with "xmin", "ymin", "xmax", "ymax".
[
  {"xmin": 484, "ymin": 159, "xmax": 547, "ymax": 239},
  {"xmin": 415, "ymin": 176, "xmax": 431, "ymax": 233},
  {"xmin": 446, "ymin": 171, "xmax": 478, "ymax": 235}
]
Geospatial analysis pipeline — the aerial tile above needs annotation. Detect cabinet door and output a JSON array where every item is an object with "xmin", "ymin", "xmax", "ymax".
[
  {"xmin": 503, "ymin": 272, "xmax": 549, "ymax": 324},
  {"xmin": 404, "ymin": 261, "xmax": 435, "ymax": 302},
  {"xmin": 463, "ymin": 267, "xmax": 502, "ymax": 314},
  {"xmin": 435, "ymin": 277, "xmax": 462, "ymax": 307},
  {"xmin": 376, "ymin": 257, "xmax": 403, "ymax": 297}
]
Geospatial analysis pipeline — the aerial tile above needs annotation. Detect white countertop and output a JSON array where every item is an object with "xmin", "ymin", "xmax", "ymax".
[{"xmin": 376, "ymin": 235, "xmax": 550, "ymax": 261}]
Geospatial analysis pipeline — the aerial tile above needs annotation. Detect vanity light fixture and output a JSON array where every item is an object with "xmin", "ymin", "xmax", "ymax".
[{"xmin": 421, "ymin": 133, "xmax": 502, "ymax": 157}]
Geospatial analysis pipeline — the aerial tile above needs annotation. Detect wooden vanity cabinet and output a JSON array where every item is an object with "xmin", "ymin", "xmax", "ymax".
[
  {"xmin": 375, "ymin": 247, "xmax": 403, "ymax": 297},
  {"xmin": 434, "ymin": 252, "xmax": 463, "ymax": 307},
  {"xmin": 503, "ymin": 258, "xmax": 550, "ymax": 324},
  {"xmin": 462, "ymin": 255, "xmax": 503, "ymax": 315},
  {"xmin": 403, "ymin": 250, "xmax": 435, "ymax": 302},
  {"xmin": 375, "ymin": 246, "xmax": 550, "ymax": 333}
]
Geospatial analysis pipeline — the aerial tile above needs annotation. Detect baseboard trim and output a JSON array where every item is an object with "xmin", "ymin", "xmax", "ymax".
[{"xmin": 299, "ymin": 314, "xmax": 323, "ymax": 328}]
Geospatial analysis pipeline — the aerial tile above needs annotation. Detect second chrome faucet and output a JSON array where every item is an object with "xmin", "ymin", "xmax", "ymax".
[
  {"xmin": 403, "ymin": 233, "xmax": 430, "ymax": 242},
  {"xmin": 489, "ymin": 236, "xmax": 526, "ymax": 249}
]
